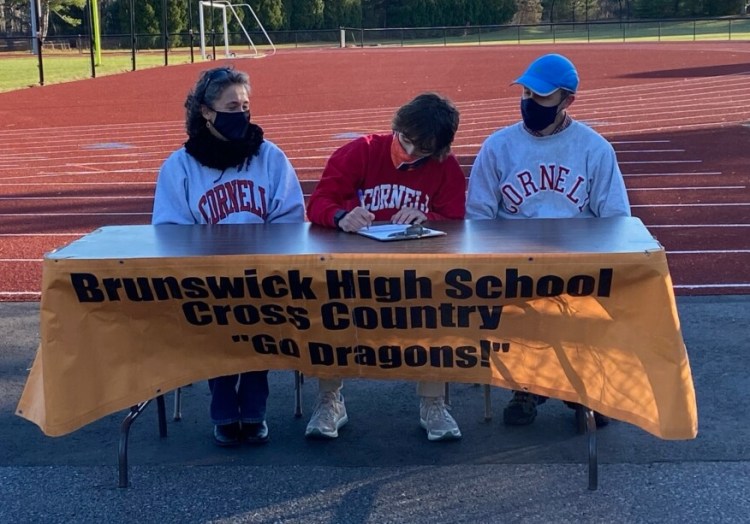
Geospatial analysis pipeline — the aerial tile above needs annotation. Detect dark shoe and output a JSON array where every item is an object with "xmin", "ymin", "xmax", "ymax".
[
  {"xmin": 503, "ymin": 392, "xmax": 547, "ymax": 426},
  {"xmin": 242, "ymin": 420, "xmax": 269, "ymax": 445},
  {"xmin": 213, "ymin": 422, "xmax": 241, "ymax": 447}
]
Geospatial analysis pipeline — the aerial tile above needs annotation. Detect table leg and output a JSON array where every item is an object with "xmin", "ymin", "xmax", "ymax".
[
  {"xmin": 117, "ymin": 395, "xmax": 168, "ymax": 488},
  {"xmin": 173, "ymin": 387, "xmax": 182, "ymax": 421},
  {"xmin": 483, "ymin": 385, "xmax": 492, "ymax": 421},
  {"xmin": 583, "ymin": 408, "xmax": 598, "ymax": 491},
  {"xmin": 118, "ymin": 400, "xmax": 151, "ymax": 488},
  {"xmin": 156, "ymin": 395, "xmax": 167, "ymax": 437},
  {"xmin": 294, "ymin": 371, "xmax": 303, "ymax": 418}
]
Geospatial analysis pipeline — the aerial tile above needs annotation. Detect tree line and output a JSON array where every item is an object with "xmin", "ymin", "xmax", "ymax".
[{"xmin": 1, "ymin": 0, "xmax": 746, "ymax": 39}]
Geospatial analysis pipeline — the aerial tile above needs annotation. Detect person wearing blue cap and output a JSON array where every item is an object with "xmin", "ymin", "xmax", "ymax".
[{"xmin": 466, "ymin": 53, "xmax": 631, "ymax": 427}]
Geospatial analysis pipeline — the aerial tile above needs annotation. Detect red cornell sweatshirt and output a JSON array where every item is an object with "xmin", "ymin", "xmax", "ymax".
[{"xmin": 307, "ymin": 133, "xmax": 466, "ymax": 227}]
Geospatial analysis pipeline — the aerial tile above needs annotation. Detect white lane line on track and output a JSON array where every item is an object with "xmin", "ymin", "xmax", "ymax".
[
  {"xmin": 648, "ymin": 224, "xmax": 750, "ymax": 227},
  {"xmin": 2, "ymin": 225, "xmax": 746, "ymax": 235},
  {"xmin": 674, "ymin": 284, "xmax": 750, "ymax": 289},
  {"xmin": 0, "ymin": 121, "xmax": 184, "ymax": 135},
  {"xmin": 668, "ymin": 250, "xmax": 750, "ymax": 254},
  {"xmin": 631, "ymin": 203, "xmax": 750, "ymax": 208},
  {"xmin": 610, "ymin": 140, "xmax": 672, "ymax": 144},
  {"xmin": 617, "ymin": 149, "xmax": 685, "ymax": 154},
  {"xmin": 0, "ymin": 196, "xmax": 153, "ymax": 200},
  {"xmin": 20, "ymin": 167, "xmax": 150, "ymax": 177},
  {"xmin": 0, "ymin": 182, "xmax": 153, "ymax": 186},
  {"xmin": 9, "ymin": 187, "xmax": 741, "ymax": 199},
  {"xmin": 5, "ymin": 144, "xmax": 173, "ymax": 154},
  {"xmin": 620, "ymin": 160, "xmax": 702, "ymax": 164},
  {"xmin": 623, "ymin": 172, "xmax": 722, "ymax": 176},
  {"xmin": 629, "ymin": 186, "xmax": 745, "ymax": 191},
  {"xmin": 0, "ymin": 164, "xmax": 158, "ymax": 174},
  {"xmin": 0, "ymin": 212, "xmax": 150, "ymax": 216}
]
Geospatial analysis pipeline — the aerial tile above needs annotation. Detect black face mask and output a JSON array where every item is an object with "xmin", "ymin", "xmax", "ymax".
[
  {"xmin": 520, "ymin": 98, "xmax": 561, "ymax": 132},
  {"xmin": 212, "ymin": 110, "xmax": 251, "ymax": 142}
]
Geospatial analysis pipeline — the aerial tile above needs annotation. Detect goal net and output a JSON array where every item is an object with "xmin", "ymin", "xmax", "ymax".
[{"xmin": 198, "ymin": 1, "xmax": 276, "ymax": 59}]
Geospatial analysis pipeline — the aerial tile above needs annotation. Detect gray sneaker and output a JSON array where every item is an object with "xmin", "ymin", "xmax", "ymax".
[
  {"xmin": 305, "ymin": 391, "xmax": 348, "ymax": 439},
  {"xmin": 419, "ymin": 396, "xmax": 462, "ymax": 441}
]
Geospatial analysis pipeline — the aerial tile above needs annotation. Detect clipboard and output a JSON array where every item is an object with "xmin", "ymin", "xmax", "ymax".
[{"xmin": 356, "ymin": 223, "xmax": 446, "ymax": 242}]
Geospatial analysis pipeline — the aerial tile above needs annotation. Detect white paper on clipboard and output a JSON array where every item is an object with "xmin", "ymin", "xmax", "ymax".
[{"xmin": 356, "ymin": 223, "xmax": 446, "ymax": 242}]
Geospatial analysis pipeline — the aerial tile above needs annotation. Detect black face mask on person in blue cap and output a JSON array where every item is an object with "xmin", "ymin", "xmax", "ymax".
[
  {"xmin": 212, "ymin": 110, "xmax": 251, "ymax": 142},
  {"xmin": 520, "ymin": 98, "xmax": 562, "ymax": 132}
]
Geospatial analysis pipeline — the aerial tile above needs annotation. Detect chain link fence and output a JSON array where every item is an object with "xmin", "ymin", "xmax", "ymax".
[{"xmin": 1, "ymin": 17, "xmax": 749, "ymax": 89}]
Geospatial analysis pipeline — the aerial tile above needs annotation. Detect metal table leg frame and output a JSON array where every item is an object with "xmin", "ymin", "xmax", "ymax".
[
  {"xmin": 294, "ymin": 371, "xmax": 303, "ymax": 418},
  {"xmin": 173, "ymin": 387, "xmax": 182, "ymax": 421},
  {"xmin": 156, "ymin": 394, "xmax": 167, "ymax": 437},
  {"xmin": 118, "ymin": 394, "xmax": 168, "ymax": 488},
  {"xmin": 483, "ymin": 385, "xmax": 492, "ymax": 421},
  {"xmin": 575, "ymin": 406, "xmax": 599, "ymax": 491}
]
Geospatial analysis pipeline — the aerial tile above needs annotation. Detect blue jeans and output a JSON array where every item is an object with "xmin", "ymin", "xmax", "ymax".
[{"xmin": 208, "ymin": 371, "xmax": 268, "ymax": 425}]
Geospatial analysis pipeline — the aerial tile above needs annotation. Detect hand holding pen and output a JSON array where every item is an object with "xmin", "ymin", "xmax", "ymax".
[{"xmin": 336, "ymin": 190, "xmax": 374, "ymax": 232}]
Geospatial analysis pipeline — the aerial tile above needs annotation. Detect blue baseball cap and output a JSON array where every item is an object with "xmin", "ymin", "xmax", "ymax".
[{"xmin": 513, "ymin": 54, "xmax": 579, "ymax": 96}]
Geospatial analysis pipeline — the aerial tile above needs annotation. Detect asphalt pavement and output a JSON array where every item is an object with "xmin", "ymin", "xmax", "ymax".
[{"xmin": 1, "ymin": 296, "xmax": 748, "ymax": 524}]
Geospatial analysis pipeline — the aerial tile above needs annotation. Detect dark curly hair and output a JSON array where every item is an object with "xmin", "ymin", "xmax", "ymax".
[{"xmin": 184, "ymin": 66, "xmax": 251, "ymax": 138}]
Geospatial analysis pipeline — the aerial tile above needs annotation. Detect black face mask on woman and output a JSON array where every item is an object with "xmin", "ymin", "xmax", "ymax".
[
  {"xmin": 212, "ymin": 110, "xmax": 251, "ymax": 141},
  {"xmin": 520, "ymin": 98, "xmax": 561, "ymax": 132}
]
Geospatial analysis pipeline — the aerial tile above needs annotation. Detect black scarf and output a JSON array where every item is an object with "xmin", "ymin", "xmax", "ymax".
[{"xmin": 184, "ymin": 123, "xmax": 265, "ymax": 171}]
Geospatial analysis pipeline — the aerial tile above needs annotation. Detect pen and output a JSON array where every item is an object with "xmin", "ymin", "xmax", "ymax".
[{"xmin": 357, "ymin": 189, "xmax": 368, "ymax": 229}]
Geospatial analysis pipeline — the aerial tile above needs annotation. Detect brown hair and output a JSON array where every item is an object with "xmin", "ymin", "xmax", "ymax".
[{"xmin": 392, "ymin": 92, "xmax": 460, "ymax": 159}]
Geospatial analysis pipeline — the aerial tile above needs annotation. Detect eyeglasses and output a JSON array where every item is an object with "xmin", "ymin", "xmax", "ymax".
[{"xmin": 396, "ymin": 132, "xmax": 433, "ymax": 158}]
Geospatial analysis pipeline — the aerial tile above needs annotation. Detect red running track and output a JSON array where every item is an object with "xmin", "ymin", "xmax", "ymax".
[{"xmin": 1, "ymin": 42, "xmax": 749, "ymax": 300}]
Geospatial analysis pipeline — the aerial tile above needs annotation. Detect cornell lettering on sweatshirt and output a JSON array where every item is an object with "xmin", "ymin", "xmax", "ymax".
[
  {"xmin": 502, "ymin": 163, "xmax": 587, "ymax": 214},
  {"xmin": 361, "ymin": 184, "xmax": 430, "ymax": 214},
  {"xmin": 198, "ymin": 179, "xmax": 268, "ymax": 223}
]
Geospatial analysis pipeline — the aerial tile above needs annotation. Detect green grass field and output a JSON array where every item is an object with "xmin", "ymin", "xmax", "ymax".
[{"xmin": 0, "ymin": 51, "xmax": 202, "ymax": 93}]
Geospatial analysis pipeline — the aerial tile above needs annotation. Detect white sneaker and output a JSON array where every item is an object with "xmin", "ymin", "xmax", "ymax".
[
  {"xmin": 305, "ymin": 391, "xmax": 348, "ymax": 439},
  {"xmin": 419, "ymin": 396, "xmax": 462, "ymax": 441}
]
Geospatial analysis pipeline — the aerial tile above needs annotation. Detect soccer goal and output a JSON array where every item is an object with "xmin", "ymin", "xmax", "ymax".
[
  {"xmin": 339, "ymin": 27, "xmax": 364, "ymax": 48},
  {"xmin": 198, "ymin": 1, "xmax": 276, "ymax": 60}
]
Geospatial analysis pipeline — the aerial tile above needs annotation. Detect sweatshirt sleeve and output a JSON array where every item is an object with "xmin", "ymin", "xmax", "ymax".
[
  {"xmin": 588, "ymin": 140, "xmax": 632, "ymax": 218},
  {"xmin": 263, "ymin": 142, "xmax": 306, "ymax": 224},
  {"xmin": 466, "ymin": 137, "xmax": 502, "ymax": 219},
  {"xmin": 424, "ymin": 154, "xmax": 466, "ymax": 221},
  {"xmin": 306, "ymin": 139, "xmax": 366, "ymax": 228},
  {"xmin": 151, "ymin": 151, "xmax": 197, "ymax": 225}
]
